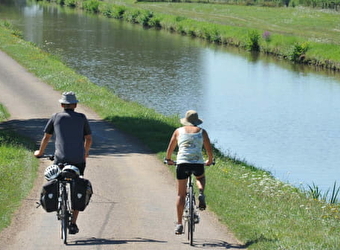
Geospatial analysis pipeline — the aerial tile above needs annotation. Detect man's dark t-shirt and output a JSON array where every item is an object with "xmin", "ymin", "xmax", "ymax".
[{"xmin": 44, "ymin": 109, "xmax": 91, "ymax": 165}]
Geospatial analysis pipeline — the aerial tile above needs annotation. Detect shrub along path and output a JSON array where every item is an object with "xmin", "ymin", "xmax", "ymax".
[{"xmin": 0, "ymin": 49, "xmax": 246, "ymax": 249}]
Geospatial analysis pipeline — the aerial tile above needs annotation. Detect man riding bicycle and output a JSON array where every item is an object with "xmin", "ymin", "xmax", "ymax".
[{"xmin": 34, "ymin": 91, "xmax": 92, "ymax": 234}]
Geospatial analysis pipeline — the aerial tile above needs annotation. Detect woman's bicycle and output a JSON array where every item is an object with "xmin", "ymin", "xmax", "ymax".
[
  {"xmin": 183, "ymin": 169, "xmax": 200, "ymax": 246},
  {"xmin": 38, "ymin": 155, "xmax": 80, "ymax": 245},
  {"xmin": 164, "ymin": 159, "xmax": 214, "ymax": 246}
]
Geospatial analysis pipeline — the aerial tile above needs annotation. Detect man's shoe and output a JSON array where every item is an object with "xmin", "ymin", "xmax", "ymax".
[
  {"xmin": 69, "ymin": 223, "xmax": 79, "ymax": 234},
  {"xmin": 175, "ymin": 224, "xmax": 183, "ymax": 235},
  {"xmin": 194, "ymin": 213, "xmax": 200, "ymax": 224},
  {"xmin": 198, "ymin": 194, "xmax": 206, "ymax": 210}
]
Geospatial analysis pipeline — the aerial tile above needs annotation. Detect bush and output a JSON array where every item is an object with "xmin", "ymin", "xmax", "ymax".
[
  {"xmin": 247, "ymin": 30, "xmax": 260, "ymax": 51},
  {"xmin": 64, "ymin": 0, "xmax": 77, "ymax": 7},
  {"xmin": 135, "ymin": 10, "xmax": 154, "ymax": 26},
  {"xmin": 82, "ymin": 0, "xmax": 100, "ymax": 13},
  {"xmin": 289, "ymin": 42, "xmax": 309, "ymax": 62},
  {"xmin": 123, "ymin": 9, "xmax": 141, "ymax": 23}
]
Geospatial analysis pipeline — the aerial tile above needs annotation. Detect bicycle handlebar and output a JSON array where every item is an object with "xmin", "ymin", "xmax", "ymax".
[
  {"xmin": 163, "ymin": 158, "xmax": 215, "ymax": 166},
  {"xmin": 163, "ymin": 159, "xmax": 176, "ymax": 165},
  {"xmin": 36, "ymin": 154, "xmax": 54, "ymax": 161}
]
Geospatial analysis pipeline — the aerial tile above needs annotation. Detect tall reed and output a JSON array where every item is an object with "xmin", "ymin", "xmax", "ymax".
[{"xmin": 307, "ymin": 181, "xmax": 340, "ymax": 204}]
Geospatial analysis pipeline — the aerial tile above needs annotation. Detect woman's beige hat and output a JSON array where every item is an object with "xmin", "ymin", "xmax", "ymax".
[{"xmin": 180, "ymin": 110, "xmax": 203, "ymax": 126}]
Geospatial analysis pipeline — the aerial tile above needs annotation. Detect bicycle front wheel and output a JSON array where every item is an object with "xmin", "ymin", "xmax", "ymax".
[{"xmin": 188, "ymin": 186, "xmax": 195, "ymax": 246}]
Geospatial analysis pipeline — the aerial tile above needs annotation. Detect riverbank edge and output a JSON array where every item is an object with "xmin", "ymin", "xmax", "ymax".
[
  {"xmin": 1, "ymin": 21, "xmax": 340, "ymax": 249},
  {"xmin": 41, "ymin": 0, "xmax": 340, "ymax": 71}
]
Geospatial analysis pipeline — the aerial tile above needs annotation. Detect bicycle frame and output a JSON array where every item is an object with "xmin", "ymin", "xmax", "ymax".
[
  {"xmin": 183, "ymin": 172, "xmax": 199, "ymax": 246},
  {"xmin": 57, "ymin": 177, "xmax": 73, "ymax": 245}
]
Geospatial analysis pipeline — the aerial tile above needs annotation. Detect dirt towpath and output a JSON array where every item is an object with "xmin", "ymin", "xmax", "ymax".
[{"xmin": 0, "ymin": 50, "xmax": 247, "ymax": 249}]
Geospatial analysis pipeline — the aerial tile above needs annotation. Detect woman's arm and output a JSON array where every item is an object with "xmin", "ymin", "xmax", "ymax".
[
  {"xmin": 202, "ymin": 129, "xmax": 214, "ymax": 165},
  {"xmin": 165, "ymin": 129, "xmax": 179, "ymax": 163}
]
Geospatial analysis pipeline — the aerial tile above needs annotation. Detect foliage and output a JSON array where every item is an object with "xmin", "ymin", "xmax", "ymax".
[
  {"xmin": 99, "ymin": 3, "xmax": 127, "ymax": 18},
  {"xmin": 247, "ymin": 30, "xmax": 260, "ymax": 51},
  {"xmin": 308, "ymin": 182, "xmax": 340, "ymax": 204},
  {"xmin": 123, "ymin": 9, "xmax": 142, "ymax": 23},
  {"xmin": 134, "ymin": 10, "xmax": 154, "ymax": 26},
  {"xmin": 307, "ymin": 182, "xmax": 324, "ymax": 200},
  {"xmin": 0, "ymin": 104, "xmax": 9, "ymax": 121},
  {"xmin": 289, "ymin": 42, "xmax": 309, "ymax": 62},
  {"xmin": 262, "ymin": 31, "xmax": 271, "ymax": 43},
  {"xmin": 148, "ymin": 15, "xmax": 162, "ymax": 28},
  {"xmin": 136, "ymin": 0, "xmax": 340, "ymax": 9},
  {"xmin": 56, "ymin": 0, "xmax": 65, "ymax": 5},
  {"xmin": 64, "ymin": 0, "xmax": 77, "ymax": 7},
  {"xmin": 1, "ymin": 20, "xmax": 23, "ymax": 38},
  {"xmin": 81, "ymin": 0, "xmax": 100, "ymax": 13}
]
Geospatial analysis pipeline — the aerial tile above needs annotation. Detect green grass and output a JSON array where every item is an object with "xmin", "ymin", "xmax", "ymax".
[
  {"xmin": 0, "ymin": 104, "xmax": 38, "ymax": 231},
  {"xmin": 206, "ymin": 163, "xmax": 340, "ymax": 249},
  {"xmin": 36, "ymin": 0, "xmax": 340, "ymax": 69},
  {"xmin": 0, "ymin": 104, "xmax": 9, "ymax": 121},
  {"xmin": 1, "ymin": 19, "xmax": 340, "ymax": 249},
  {"xmin": 95, "ymin": 0, "xmax": 340, "ymax": 69}
]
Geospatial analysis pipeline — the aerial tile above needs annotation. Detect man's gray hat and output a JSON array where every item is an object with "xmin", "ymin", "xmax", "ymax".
[
  {"xmin": 180, "ymin": 110, "xmax": 203, "ymax": 126},
  {"xmin": 59, "ymin": 91, "xmax": 79, "ymax": 104}
]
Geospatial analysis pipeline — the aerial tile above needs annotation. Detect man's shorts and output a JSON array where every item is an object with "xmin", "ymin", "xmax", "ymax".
[
  {"xmin": 176, "ymin": 163, "xmax": 205, "ymax": 180},
  {"xmin": 72, "ymin": 162, "xmax": 86, "ymax": 176},
  {"xmin": 56, "ymin": 162, "xmax": 86, "ymax": 176}
]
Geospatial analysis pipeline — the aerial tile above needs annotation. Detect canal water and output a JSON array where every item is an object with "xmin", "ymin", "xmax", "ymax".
[{"xmin": 1, "ymin": 0, "xmax": 340, "ymax": 193}]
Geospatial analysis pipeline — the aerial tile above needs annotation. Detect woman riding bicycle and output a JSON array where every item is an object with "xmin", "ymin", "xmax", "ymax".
[{"xmin": 165, "ymin": 110, "xmax": 214, "ymax": 235}]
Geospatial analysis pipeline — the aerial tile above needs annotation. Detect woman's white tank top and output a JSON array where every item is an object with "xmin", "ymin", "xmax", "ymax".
[{"xmin": 176, "ymin": 127, "xmax": 204, "ymax": 164}]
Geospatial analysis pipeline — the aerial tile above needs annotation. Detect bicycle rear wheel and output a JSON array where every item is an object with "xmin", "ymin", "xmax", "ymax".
[
  {"xmin": 60, "ymin": 186, "xmax": 68, "ymax": 244},
  {"xmin": 188, "ymin": 185, "xmax": 194, "ymax": 246}
]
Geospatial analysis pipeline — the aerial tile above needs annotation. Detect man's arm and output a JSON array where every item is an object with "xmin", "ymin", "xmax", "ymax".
[
  {"xmin": 84, "ymin": 134, "xmax": 92, "ymax": 158},
  {"xmin": 34, "ymin": 133, "xmax": 53, "ymax": 157}
]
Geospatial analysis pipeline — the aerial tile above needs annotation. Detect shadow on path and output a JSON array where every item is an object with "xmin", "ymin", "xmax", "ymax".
[
  {"xmin": 188, "ymin": 238, "xmax": 248, "ymax": 249},
  {"xmin": 69, "ymin": 237, "xmax": 167, "ymax": 246},
  {"xmin": 0, "ymin": 118, "xmax": 151, "ymax": 155}
]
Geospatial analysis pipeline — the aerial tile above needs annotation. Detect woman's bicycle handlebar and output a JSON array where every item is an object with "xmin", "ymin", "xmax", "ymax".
[{"xmin": 163, "ymin": 158, "xmax": 215, "ymax": 166}]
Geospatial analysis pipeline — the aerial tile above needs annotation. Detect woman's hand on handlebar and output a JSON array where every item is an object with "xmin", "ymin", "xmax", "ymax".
[
  {"xmin": 164, "ymin": 158, "xmax": 176, "ymax": 165},
  {"xmin": 205, "ymin": 159, "xmax": 215, "ymax": 166}
]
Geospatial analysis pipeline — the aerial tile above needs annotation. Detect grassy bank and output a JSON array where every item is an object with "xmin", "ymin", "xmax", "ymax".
[
  {"xmin": 41, "ymin": 0, "xmax": 340, "ymax": 70},
  {"xmin": 1, "ymin": 21, "xmax": 340, "ymax": 249},
  {"xmin": 0, "ymin": 104, "xmax": 38, "ymax": 231}
]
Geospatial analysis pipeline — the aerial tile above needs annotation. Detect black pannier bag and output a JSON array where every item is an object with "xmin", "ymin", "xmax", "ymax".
[
  {"xmin": 40, "ymin": 179, "xmax": 59, "ymax": 212},
  {"xmin": 71, "ymin": 178, "xmax": 93, "ymax": 211}
]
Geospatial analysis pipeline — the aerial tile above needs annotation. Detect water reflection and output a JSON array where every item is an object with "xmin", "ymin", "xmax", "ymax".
[{"xmin": 1, "ymin": 1, "xmax": 340, "ymax": 193}]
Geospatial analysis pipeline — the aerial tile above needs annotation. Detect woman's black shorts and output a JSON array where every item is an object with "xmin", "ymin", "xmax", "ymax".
[{"xmin": 176, "ymin": 163, "xmax": 205, "ymax": 180}]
